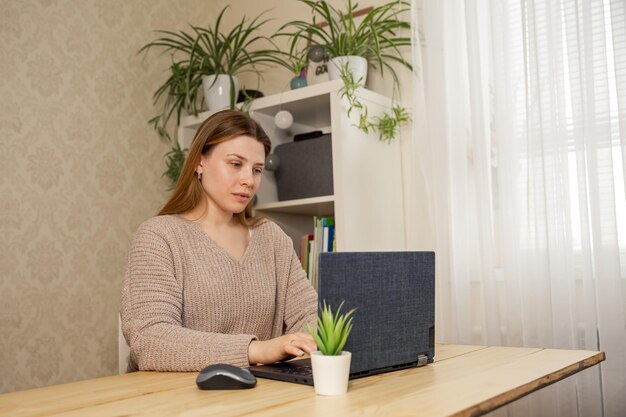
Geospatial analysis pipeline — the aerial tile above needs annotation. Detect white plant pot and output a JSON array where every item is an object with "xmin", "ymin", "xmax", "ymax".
[
  {"xmin": 310, "ymin": 351, "xmax": 352, "ymax": 396},
  {"xmin": 202, "ymin": 74, "xmax": 239, "ymax": 111},
  {"xmin": 328, "ymin": 56, "xmax": 368, "ymax": 86}
]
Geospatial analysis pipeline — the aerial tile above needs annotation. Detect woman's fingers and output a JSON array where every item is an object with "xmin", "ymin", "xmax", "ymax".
[
  {"xmin": 250, "ymin": 333, "xmax": 319, "ymax": 365},
  {"xmin": 285, "ymin": 341, "xmax": 305, "ymax": 357},
  {"xmin": 284, "ymin": 333, "xmax": 317, "ymax": 355}
]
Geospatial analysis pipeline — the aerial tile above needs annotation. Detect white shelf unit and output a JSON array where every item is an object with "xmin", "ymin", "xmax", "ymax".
[{"xmin": 178, "ymin": 80, "xmax": 406, "ymax": 252}]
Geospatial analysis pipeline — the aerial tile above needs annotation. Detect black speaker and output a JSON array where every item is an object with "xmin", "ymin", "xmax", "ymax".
[{"xmin": 274, "ymin": 134, "xmax": 333, "ymax": 201}]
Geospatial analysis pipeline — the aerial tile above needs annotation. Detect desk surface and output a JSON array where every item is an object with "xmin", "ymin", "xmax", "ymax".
[{"xmin": 0, "ymin": 344, "xmax": 604, "ymax": 417}]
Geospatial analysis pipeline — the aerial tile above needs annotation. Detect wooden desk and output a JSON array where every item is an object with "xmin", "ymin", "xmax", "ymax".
[{"xmin": 0, "ymin": 344, "xmax": 604, "ymax": 417}]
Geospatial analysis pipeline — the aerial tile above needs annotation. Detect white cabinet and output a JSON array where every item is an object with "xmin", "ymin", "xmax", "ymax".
[{"xmin": 178, "ymin": 80, "xmax": 406, "ymax": 252}]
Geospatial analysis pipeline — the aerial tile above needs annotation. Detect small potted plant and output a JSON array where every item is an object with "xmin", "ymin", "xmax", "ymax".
[
  {"xmin": 308, "ymin": 300, "xmax": 356, "ymax": 396},
  {"xmin": 187, "ymin": 7, "xmax": 278, "ymax": 111}
]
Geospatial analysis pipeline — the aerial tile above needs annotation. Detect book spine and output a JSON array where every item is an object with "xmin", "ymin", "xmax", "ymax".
[
  {"xmin": 311, "ymin": 216, "xmax": 336, "ymax": 289},
  {"xmin": 311, "ymin": 216, "xmax": 320, "ymax": 288},
  {"xmin": 302, "ymin": 234, "xmax": 313, "ymax": 279}
]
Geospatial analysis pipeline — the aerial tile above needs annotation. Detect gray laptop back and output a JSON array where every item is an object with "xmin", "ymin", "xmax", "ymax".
[{"xmin": 317, "ymin": 251, "xmax": 435, "ymax": 375}]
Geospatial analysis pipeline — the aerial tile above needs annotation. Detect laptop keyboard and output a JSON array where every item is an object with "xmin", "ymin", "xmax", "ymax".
[
  {"xmin": 281, "ymin": 365, "xmax": 313, "ymax": 377},
  {"xmin": 248, "ymin": 359, "xmax": 316, "ymax": 385}
]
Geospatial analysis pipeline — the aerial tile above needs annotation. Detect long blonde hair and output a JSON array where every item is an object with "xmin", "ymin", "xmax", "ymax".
[{"xmin": 159, "ymin": 109, "xmax": 271, "ymax": 226}]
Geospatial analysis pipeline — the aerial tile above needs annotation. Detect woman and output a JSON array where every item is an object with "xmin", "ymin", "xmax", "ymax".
[{"xmin": 120, "ymin": 110, "xmax": 318, "ymax": 372}]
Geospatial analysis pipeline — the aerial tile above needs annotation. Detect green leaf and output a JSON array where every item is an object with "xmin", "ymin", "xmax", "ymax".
[
  {"xmin": 310, "ymin": 300, "xmax": 357, "ymax": 355},
  {"xmin": 162, "ymin": 142, "xmax": 187, "ymax": 189}
]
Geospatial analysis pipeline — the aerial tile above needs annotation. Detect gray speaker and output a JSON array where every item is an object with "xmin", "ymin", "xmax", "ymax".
[{"xmin": 274, "ymin": 134, "xmax": 333, "ymax": 201}]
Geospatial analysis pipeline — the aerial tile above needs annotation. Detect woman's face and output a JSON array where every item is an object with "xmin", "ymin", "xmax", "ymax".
[{"xmin": 197, "ymin": 135, "xmax": 266, "ymax": 216}]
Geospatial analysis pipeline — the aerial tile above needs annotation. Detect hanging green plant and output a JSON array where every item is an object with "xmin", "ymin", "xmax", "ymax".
[{"xmin": 339, "ymin": 62, "xmax": 411, "ymax": 142}]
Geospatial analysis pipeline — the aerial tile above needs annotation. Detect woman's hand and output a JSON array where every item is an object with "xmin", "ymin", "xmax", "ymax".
[{"xmin": 248, "ymin": 332, "xmax": 317, "ymax": 365}]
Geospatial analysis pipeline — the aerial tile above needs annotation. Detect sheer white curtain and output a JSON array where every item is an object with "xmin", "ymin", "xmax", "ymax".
[{"xmin": 410, "ymin": 0, "xmax": 626, "ymax": 416}]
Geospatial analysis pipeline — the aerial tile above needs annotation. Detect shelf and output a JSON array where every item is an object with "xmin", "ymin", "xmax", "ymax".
[
  {"xmin": 255, "ymin": 195, "xmax": 334, "ymax": 216},
  {"xmin": 177, "ymin": 79, "xmax": 406, "ymax": 252},
  {"xmin": 180, "ymin": 80, "xmax": 343, "ymax": 130}
]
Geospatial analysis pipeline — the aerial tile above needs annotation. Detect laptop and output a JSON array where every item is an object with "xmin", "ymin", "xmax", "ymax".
[{"xmin": 249, "ymin": 251, "xmax": 435, "ymax": 385}]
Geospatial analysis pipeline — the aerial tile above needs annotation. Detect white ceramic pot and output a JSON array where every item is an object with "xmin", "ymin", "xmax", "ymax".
[
  {"xmin": 202, "ymin": 74, "xmax": 239, "ymax": 111},
  {"xmin": 328, "ymin": 56, "xmax": 368, "ymax": 86},
  {"xmin": 310, "ymin": 351, "xmax": 352, "ymax": 396}
]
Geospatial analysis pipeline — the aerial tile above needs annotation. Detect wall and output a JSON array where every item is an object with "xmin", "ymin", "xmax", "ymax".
[
  {"xmin": 0, "ymin": 0, "xmax": 218, "ymax": 393},
  {"xmin": 0, "ymin": 0, "xmax": 416, "ymax": 393}
]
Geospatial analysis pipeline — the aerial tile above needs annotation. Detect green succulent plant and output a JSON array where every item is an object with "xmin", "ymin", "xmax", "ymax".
[{"xmin": 308, "ymin": 301, "xmax": 356, "ymax": 356}]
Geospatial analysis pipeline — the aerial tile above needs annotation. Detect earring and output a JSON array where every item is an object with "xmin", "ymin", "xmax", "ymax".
[{"xmin": 197, "ymin": 171, "xmax": 202, "ymax": 181}]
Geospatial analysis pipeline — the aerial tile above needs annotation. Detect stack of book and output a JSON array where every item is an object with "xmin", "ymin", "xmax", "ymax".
[{"xmin": 299, "ymin": 216, "xmax": 335, "ymax": 289}]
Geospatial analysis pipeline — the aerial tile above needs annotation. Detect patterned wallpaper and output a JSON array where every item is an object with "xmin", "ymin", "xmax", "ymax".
[
  {"xmin": 0, "ymin": 0, "xmax": 404, "ymax": 394},
  {"xmin": 0, "ymin": 0, "xmax": 228, "ymax": 393}
]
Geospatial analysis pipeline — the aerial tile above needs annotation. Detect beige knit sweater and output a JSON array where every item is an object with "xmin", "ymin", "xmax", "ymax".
[{"xmin": 120, "ymin": 215, "xmax": 318, "ymax": 371}]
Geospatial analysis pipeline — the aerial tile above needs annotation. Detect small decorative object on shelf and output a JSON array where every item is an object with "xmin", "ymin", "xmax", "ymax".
[
  {"xmin": 307, "ymin": 45, "xmax": 329, "ymax": 84},
  {"xmin": 264, "ymin": 153, "xmax": 280, "ymax": 171},
  {"xmin": 308, "ymin": 45, "xmax": 327, "ymax": 63},
  {"xmin": 308, "ymin": 301, "xmax": 357, "ymax": 396},
  {"xmin": 290, "ymin": 68, "xmax": 308, "ymax": 89},
  {"xmin": 274, "ymin": 110, "xmax": 294, "ymax": 130}
]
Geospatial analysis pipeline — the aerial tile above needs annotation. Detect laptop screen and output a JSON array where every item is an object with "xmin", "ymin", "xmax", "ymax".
[{"xmin": 317, "ymin": 251, "xmax": 435, "ymax": 375}]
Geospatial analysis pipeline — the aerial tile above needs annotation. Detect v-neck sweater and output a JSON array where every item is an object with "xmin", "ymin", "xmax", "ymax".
[{"xmin": 120, "ymin": 215, "xmax": 318, "ymax": 371}]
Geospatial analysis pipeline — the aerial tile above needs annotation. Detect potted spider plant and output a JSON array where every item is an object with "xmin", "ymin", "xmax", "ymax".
[
  {"xmin": 308, "ymin": 300, "xmax": 356, "ymax": 396},
  {"xmin": 189, "ymin": 7, "xmax": 279, "ymax": 111},
  {"xmin": 139, "ymin": 6, "xmax": 277, "ymax": 187},
  {"xmin": 278, "ymin": 0, "xmax": 412, "ymax": 87},
  {"xmin": 277, "ymin": 0, "xmax": 412, "ymax": 142}
]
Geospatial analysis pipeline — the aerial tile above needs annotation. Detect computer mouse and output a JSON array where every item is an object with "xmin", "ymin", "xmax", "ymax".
[{"xmin": 196, "ymin": 363, "xmax": 257, "ymax": 390}]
